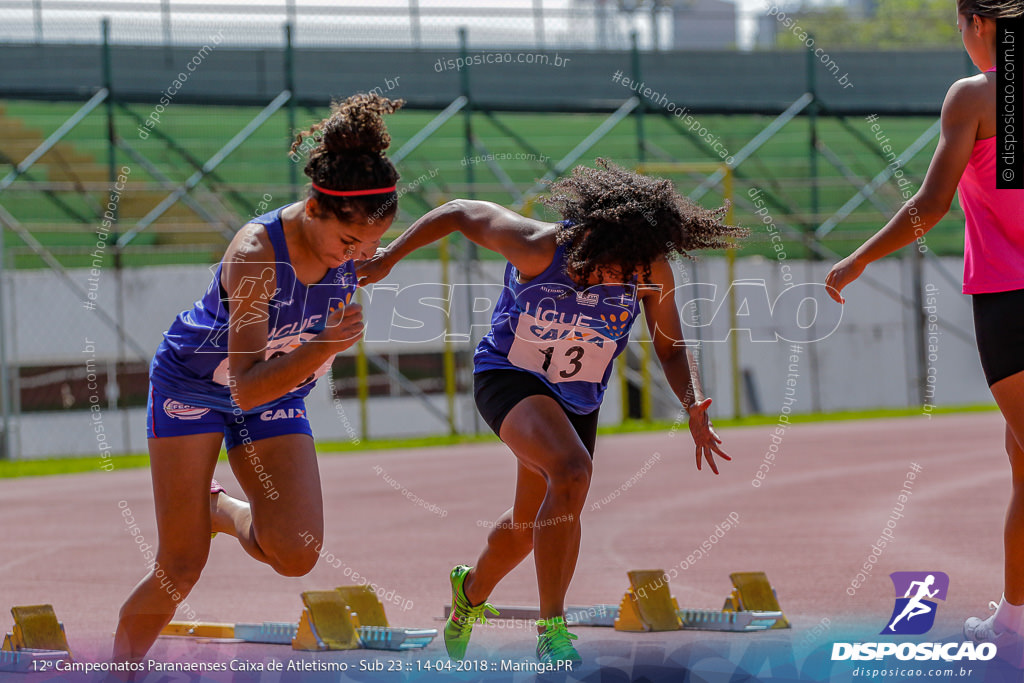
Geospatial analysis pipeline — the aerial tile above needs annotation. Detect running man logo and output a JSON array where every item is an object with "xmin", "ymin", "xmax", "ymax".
[{"xmin": 881, "ymin": 571, "xmax": 949, "ymax": 635}]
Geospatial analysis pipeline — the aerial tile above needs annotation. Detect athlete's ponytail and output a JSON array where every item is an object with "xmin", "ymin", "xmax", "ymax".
[
  {"xmin": 291, "ymin": 93, "xmax": 403, "ymax": 223},
  {"xmin": 958, "ymin": 0, "xmax": 1024, "ymax": 19}
]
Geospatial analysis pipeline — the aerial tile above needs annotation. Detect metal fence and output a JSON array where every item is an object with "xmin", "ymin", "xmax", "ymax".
[
  {"xmin": 0, "ymin": 7, "xmax": 984, "ymax": 458},
  {"xmin": 0, "ymin": 0, "xmax": 962, "ymax": 50}
]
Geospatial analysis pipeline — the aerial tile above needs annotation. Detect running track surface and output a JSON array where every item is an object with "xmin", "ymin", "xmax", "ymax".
[{"xmin": 0, "ymin": 412, "xmax": 1010, "ymax": 668}]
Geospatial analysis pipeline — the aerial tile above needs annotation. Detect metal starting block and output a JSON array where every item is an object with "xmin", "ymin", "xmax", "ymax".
[
  {"xmin": 439, "ymin": 569, "xmax": 788, "ymax": 633},
  {"xmin": 722, "ymin": 571, "xmax": 791, "ymax": 629},
  {"xmin": 291, "ymin": 586, "xmax": 437, "ymax": 651},
  {"xmin": 616, "ymin": 569, "xmax": 789, "ymax": 632},
  {"xmin": 233, "ymin": 622, "xmax": 436, "ymax": 651},
  {"xmin": 678, "ymin": 608, "xmax": 784, "ymax": 632},
  {"xmin": 160, "ymin": 622, "xmax": 236, "ymax": 639},
  {"xmin": 0, "ymin": 605, "xmax": 73, "ymax": 672},
  {"xmin": 0, "ymin": 649, "xmax": 70, "ymax": 673},
  {"xmin": 160, "ymin": 585, "xmax": 436, "ymax": 652},
  {"xmin": 615, "ymin": 569, "xmax": 683, "ymax": 631}
]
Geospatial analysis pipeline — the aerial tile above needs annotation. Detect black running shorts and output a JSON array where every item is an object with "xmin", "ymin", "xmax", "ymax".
[
  {"xmin": 473, "ymin": 368, "xmax": 600, "ymax": 457},
  {"xmin": 972, "ymin": 288, "xmax": 1024, "ymax": 386}
]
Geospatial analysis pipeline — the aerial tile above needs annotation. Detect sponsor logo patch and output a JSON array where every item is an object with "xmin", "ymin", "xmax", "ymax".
[
  {"xmin": 163, "ymin": 399, "xmax": 211, "ymax": 420},
  {"xmin": 259, "ymin": 407, "xmax": 307, "ymax": 421}
]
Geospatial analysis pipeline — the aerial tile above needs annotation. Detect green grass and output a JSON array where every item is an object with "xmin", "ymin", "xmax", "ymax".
[
  {"xmin": 0, "ymin": 403, "xmax": 996, "ymax": 479},
  {"xmin": 0, "ymin": 99, "xmax": 967, "ymax": 267}
]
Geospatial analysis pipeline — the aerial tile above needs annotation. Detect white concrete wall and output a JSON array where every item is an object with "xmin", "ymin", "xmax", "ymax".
[{"xmin": 5, "ymin": 254, "xmax": 987, "ymax": 459}]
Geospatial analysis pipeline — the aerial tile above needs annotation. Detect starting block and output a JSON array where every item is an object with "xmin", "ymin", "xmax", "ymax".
[
  {"xmin": 1, "ymin": 605, "xmax": 73, "ymax": 672},
  {"xmin": 440, "ymin": 570, "xmax": 787, "ymax": 633},
  {"xmin": 234, "ymin": 621, "xmax": 437, "ymax": 651},
  {"xmin": 615, "ymin": 570, "xmax": 683, "ymax": 632},
  {"xmin": 722, "ymin": 572, "xmax": 791, "ymax": 629},
  {"xmin": 292, "ymin": 590, "xmax": 362, "ymax": 650},
  {"xmin": 160, "ymin": 622, "xmax": 236, "ymax": 639},
  {"xmin": 160, "ymin": 585, "xmax": 437, "ymax": 652}
]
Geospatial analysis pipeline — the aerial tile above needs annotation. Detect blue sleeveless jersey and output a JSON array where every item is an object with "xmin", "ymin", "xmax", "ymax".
[
  {"xmin": 474, "ymin": 242, "xmax": 641, "ymax": 414},
  {"xmin": 149, "ymin": 206, "xmax": 357, "ymax": 413}
]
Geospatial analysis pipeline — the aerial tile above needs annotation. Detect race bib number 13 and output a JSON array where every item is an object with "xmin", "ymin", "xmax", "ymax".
[{"xmin": 507, "ymin": 313, "xmax": 616, "ymax": 384}]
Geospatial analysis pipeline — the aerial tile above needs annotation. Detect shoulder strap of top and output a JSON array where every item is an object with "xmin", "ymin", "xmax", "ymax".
[{"xmin": 261, "ymin": 209, "xmax": 289, "ymax": 264}]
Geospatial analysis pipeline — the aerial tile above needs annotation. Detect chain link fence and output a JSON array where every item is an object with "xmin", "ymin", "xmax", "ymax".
[{"xmin": 0, "ymin": 0, "xmax": 963, "ymax": 50}]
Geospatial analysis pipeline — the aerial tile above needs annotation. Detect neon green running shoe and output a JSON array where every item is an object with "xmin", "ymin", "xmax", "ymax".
[
  {"xmin": 536, "ymin": 616, "xmax": 582, "ymax": 666},
  {"xmin": 444, "ymin": 565, "xmax": 499, "ymax": 660}
]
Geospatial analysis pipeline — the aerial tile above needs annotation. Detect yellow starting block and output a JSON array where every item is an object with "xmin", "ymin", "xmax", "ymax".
[
  {"xmin": 722, "ymin": 571, "xmax": 791, "ymax": 629},
  {"xmin": 2, "ymin": 605, "xmax": 72, "ymax": 654},
  {"xmin": 292, "ymin": 589, "xmax": 365, "ymax": 651},
  {"xmin": 615, "ymin": 570, "xmax": 683, "ymax": 632},
  {"xmin": 440, "ymin": 569, "xmax": 786, "ymax": 633},
  {"xmin": 611, "ymin": 569, "xmax": 787, "ymax": 632},
  {"xmin": 160, "ymin": 585, "xmax": 437, "ymax": 651},
  {"xmin": 1, "ymin": 605, "xmax": 73, "ymax": 673}
]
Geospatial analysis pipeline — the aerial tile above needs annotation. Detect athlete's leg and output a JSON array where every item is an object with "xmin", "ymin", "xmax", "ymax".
[
  {"xmin": 493, "ymin": 395, "xmax": 593, "ymax": 624},
  {"xmin": 463, "ymin": 462, "xmax": 546, "ymax": 605},
  {"xmin": 990, "ymin": 370, "xmax": 1024, "ymax": 605},
  {"xmin": 112, "ymin": 432, "xmax": 223, "ymax": 662},
  {"xmin": 226, "ymin": 432, "xmax": 323, "ymax": 576},
  {"xmin": 210, "ymin": 487, "xmax": 264, "ymax": 556},
  {"xmin": 557, "ymin": 409, "xmax": 597, "ymax": 604}
]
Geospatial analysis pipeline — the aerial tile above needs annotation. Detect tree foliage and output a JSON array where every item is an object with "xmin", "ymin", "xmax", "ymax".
[{"xmin": 774, "ymin": 0, "xmax": 961, "ymax": 48}]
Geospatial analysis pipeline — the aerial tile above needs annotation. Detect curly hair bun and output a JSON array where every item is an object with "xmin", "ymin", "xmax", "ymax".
[
  {"xmin": 291, "ymin": 93, "xmax": 404, "ymax": 222},
  {"xmin": 293, "ymin": 93, "xmax": 403, "ymax": 157},
  {"xmin": 322, "ymin": 93, "xmax": 402, "ymax": 155}
]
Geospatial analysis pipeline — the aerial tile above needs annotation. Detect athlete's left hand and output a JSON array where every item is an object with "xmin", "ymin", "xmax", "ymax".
[
  {"xmin": 688, "ymin": 398, "xmax": 730, "ymax": 475},
  {"xmin": 825, "ymin": 254, "xmax": 865, "ymax": 304},
  {"xmin": 356, "ymin": 247, "xmax": 395, "ymax": 286}
]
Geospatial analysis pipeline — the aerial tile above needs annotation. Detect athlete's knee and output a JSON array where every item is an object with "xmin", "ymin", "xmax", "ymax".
[
  {"xmin": 262, "ymin": 538, "xmax": 319, "ymax": 577},
  {"xmin": 546, "ymin": 456, "xmax": 593, "ymax": 499},
  {"xmin": 153, "ymin": 554, "xmax": 207, "ymax": 595},
  {"xmin": 255, "ymin": 520, "xmax": 323, "ymax": 576},
  {"xmin": 268, "ymin": 552, "xmax": 318, "ymax": 577}
]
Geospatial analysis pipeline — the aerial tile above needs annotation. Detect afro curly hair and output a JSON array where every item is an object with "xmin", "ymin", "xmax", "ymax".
[{"xmin": 541, "ymin": 158, "xmax": 748, "ymax": 286}]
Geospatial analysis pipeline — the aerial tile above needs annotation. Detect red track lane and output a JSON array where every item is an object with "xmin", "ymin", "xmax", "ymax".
[{"xmin": 0, "ymin": 412, "xmax": 1009, "ymax": 666}]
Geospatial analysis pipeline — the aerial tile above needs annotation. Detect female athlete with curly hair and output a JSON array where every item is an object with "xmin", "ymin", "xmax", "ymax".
[
  {"xmin": 359, "ymin": 159, "xmax": 747, "ymax": 665},
  {"xmin": 112, "ymin": 93, "xmax": 401, "ymax": 662}
]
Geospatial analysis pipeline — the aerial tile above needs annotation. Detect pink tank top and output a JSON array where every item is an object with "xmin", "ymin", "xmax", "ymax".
[
  {"xmin": 959, "ymin": 136, "xmax": 1024, "ymax": 294},
  {"xmin": 959, "ymin": 66, "xmax": 1024, "ymax": 294}
]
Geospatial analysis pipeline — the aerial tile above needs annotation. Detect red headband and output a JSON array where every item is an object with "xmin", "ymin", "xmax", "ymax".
[{"xmin": 312, "ymin": 182, "xmax": 396, "ymax": 197}]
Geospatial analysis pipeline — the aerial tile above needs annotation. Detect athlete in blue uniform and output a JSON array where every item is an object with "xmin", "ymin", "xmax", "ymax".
[
  {"xmin": 113, "ymin": 94, "xmax": 403, "ymax": 662},
  {"xmin": 359, "ymin": 159, "xmax": 747, "ymax": 665}
]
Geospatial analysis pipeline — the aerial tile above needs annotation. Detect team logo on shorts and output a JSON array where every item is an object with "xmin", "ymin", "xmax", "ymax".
[
  {"xmin": 259, "ymin": 407, "xmax": 306, "ymax": 421},
  {"xmin": 162, "ymin": 399, "xmax": 210, "ymax": 420},
  {"xmin": 881, "ymin": 571, "xmax": 949, "ymax": 635}
]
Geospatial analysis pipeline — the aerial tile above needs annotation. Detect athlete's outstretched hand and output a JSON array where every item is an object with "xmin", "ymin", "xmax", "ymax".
[
  {"xmin": 688, "ymin": 398, "xmax": 730, "ymax": 475},
  {"xmin": 825, "ymin": 254, "xmax": 865, "ymax": 304},
  {"xmin": 318, "ymin": 302, "xmax": 364, "ymax": 352},
  {"xmin": 356, "ymin": 247, "xmax": 395, "ymax": 286}
]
